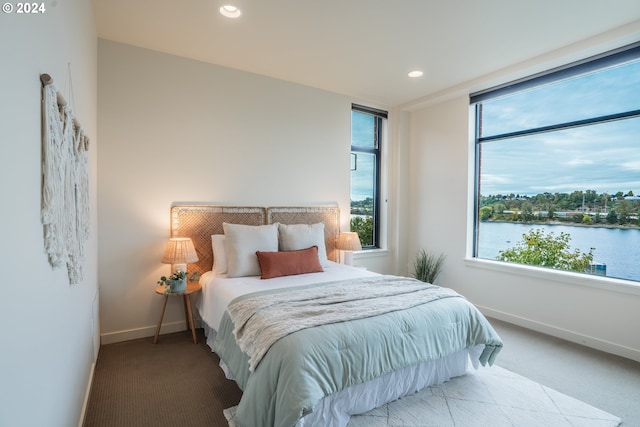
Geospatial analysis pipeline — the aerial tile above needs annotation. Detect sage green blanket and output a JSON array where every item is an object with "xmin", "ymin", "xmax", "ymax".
[
  {"xmin": 213, "ymin": 276, "xmax": 502, "ymax": 427},
  {"xmin": 228, "ymin": 276, "xmax": 462, "ymax": 371}
]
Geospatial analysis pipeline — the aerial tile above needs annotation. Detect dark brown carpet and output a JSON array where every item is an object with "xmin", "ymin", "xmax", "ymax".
[{"xmin": 83, "ymin": 329, "xmax": 242, "ymax": 427}]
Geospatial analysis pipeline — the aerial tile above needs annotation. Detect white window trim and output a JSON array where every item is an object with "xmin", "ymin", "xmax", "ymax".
[
  {"xmin": 464, "ymin": 257, "xmax": 640, "ymax": 297},
  {"xmin": 353, "ymin": 248, "xmax": 390, "ymax": 259}
]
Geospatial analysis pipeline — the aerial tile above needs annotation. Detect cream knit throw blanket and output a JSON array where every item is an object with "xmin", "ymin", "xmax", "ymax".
[{"xmin": 227, "ymin": 275, "xmax": 461, "ymax": 371}]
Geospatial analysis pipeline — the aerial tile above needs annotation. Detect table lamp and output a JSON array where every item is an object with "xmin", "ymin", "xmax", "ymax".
[
  {"xmin": 337, "ymin": 232, "xmax": 362, "ymax": 266},
  {"xmin": 161, "ymin": 237, "xmax": 199, "ymax": 273}
]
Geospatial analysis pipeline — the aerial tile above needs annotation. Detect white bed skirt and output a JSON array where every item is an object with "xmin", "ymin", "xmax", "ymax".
[{"xmin": 203, "ymin": 323, "xmax": 483, "ymax": 427}]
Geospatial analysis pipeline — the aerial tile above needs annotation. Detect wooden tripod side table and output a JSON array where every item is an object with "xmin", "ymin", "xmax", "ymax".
[{"xmin": 154, "ymin": 281, "xmax": 202, "ymax": 344}]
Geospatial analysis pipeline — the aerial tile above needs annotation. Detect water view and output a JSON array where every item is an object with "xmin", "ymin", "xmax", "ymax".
[{"xmin": 477, "ymin": 222, "xmax": 640, "ymax": 282}]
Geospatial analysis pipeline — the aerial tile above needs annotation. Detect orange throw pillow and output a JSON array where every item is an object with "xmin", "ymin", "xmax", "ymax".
[{"xmin": 256, "ymin": 246, "xmax": 324, "ymax": 279}]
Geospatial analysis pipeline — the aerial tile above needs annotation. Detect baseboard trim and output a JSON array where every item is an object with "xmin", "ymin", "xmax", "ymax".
[
  {"xmin": 478, "ymin": 305, "xmax": 640, "ymax": 363},
  {"xmin": 77, "ymin": 361, "xmax": 96, "ymax": 427},
  {"xmin": 101, "ymin": 320, "xmax": 188, "ymax": 345}
]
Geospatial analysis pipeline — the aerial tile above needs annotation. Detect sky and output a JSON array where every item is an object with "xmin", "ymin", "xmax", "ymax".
[
  {"xmin": 351, "ymin": 112, "xmax": 376, "ymax": 201},
  {"xmin": 479, "ymin": 58, "xmax": 640, "ymax": 197}
]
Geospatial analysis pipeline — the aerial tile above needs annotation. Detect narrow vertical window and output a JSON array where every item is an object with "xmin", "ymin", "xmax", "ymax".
[{"xmin": 350, "ymin": 104, "xmax": 386, "ymax": 248}]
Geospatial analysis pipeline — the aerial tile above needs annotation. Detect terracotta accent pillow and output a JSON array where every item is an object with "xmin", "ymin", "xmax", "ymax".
[{"xmin": 256, "ymin": 246, "xmax": 324, "ymax": 279}]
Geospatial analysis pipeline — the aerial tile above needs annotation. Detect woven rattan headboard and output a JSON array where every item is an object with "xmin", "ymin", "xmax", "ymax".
[{"xmin": 170, "ymin": 204, "xmax": 340, "ymax": 275}]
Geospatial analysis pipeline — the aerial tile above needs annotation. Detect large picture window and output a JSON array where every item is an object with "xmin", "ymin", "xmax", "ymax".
[
  {"xmin": 350, "ymin": 104, "xmax": 386, "ymax": 248},
  {"xmin": 472, "ymin": 43, "xmax": 640, "ymax": 283}
]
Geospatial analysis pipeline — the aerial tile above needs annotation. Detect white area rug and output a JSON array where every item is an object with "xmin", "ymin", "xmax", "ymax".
[{"xmin": 224, "ymin": 365, "xmax": 621, "ymax": 427}]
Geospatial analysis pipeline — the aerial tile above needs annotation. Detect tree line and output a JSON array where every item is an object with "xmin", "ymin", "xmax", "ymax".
[
  {"xmin": 480, "ymin": 190, "xmax": 640, "ymax": 226},
  {"xmin": 350, "ymin": 198, "xmax": 375, "ymax": 246}
]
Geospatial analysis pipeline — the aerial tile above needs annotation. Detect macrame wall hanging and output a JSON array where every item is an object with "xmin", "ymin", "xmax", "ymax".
[{"xmin": 40, "ymin": 69, "xmax": 90, "ymax": 285}]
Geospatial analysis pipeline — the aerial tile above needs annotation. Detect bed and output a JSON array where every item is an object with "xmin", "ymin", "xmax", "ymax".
[{"xmin": 169, "ymin": 204, "xmax": 503, "ymax": 427}]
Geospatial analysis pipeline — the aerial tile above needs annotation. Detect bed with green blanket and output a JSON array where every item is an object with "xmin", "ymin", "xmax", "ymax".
[
  {"xmin": 168, "ymin": 204, "xmax": 503, "ymax": 427},
  {"xmin": 211, "ymin": 274, "xmax": 503, "ymax": 427}
]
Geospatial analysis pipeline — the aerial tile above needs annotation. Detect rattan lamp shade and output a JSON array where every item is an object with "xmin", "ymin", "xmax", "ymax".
[
  {"xmin": 337, "ymin": 232, "xmax": 362, "ymax": 252},
  {"xmin": 338, "ymin": 232, "xmax": 362, "ymax": 266},
  {"xmin": 161, "ymin": 237, "xmax": 199, "ymax": 265}
]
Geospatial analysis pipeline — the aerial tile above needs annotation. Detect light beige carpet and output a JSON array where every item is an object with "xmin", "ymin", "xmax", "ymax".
[{"xmin": 225, "ymin": 366, "xmax": 621, "ymax": 427}]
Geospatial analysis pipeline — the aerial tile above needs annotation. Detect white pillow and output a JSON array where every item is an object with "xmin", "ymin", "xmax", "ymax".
[
  {"xmin": 211, "ymin": 234, "xmax": 227, "ymax": 274},
  {"xmin": 223, "ymin": 223, "xmax": 279, "ymax": 278},
  {"xmin": 278, "ymin": 222, "xmax": 328, "ymax": 267}
]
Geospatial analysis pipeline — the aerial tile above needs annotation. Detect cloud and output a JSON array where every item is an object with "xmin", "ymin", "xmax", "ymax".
[
  {"xmin": 479, "ymin": 109, "xmax": 640, "ymax": 195},
  {"xmin": 621, "ymin": 160, "xmax": 640, "ymax": 171},
  {"xmin": 566, "ymin": 158, "xmax": 594, "ymax": 167},
  {"xmin": 481, "ymin": 174, "xmax": 512, "ymax": 185}
]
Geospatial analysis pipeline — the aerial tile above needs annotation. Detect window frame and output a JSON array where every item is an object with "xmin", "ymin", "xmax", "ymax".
[
  {"xmin": 470, "ymin": 42, "xmax": 640, "ymax": 278},
  {"xmin": 350, "ymin": 104, "xmax": 387, "ymax": 249}
]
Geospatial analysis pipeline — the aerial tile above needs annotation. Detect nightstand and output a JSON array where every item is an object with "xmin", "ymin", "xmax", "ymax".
[{"xmin": 154, "ymin": 281, "xmax": 202, "ymax": 344}]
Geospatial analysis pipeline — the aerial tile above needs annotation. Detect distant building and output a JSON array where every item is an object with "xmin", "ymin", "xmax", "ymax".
[{"xmin": 588, "ymin": 263, "xmax": 607, "ymax": 276}]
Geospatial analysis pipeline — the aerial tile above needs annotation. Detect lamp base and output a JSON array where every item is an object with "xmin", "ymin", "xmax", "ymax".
[{"xmin": 343, "ymin": 251, "xmax": 354, "ymax": 266}]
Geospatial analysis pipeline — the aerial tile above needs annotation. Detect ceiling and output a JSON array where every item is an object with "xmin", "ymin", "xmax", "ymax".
[{"xmin": 93, "ymin": 0, "xmax": 640, "ymax": 108}]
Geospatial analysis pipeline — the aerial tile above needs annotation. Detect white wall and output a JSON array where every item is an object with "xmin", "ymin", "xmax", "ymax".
[
  {"xmin": 0, "ymin": 2, "xmax": 98, "ymax": 426},
  {"xmin": 97, "ymin": 40, "xmax": 396, "ymax": 343},
  {"xmin": 97, "ymin": 18, "xmax": 640, "ymax": 363},
  {"xmin": 406, "ymin": 25, "xmax": 640, "ymax": 362}
]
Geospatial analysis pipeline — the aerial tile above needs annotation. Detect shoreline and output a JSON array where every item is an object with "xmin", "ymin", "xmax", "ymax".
[{"xmin": 482, "ymin": 219, "xmax": 640, "ymax": 230}]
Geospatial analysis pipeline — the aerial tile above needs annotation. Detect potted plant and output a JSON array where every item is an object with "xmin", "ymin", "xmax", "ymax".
[
  {"xmin": 412, "ymin": 249, "xmax": 446, "ymax": 284},
  {"xmin": 158, "ymin": 270, "xmax": 199, "ymax": 293}
]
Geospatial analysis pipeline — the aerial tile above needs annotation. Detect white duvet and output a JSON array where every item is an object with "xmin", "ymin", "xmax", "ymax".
[{"xmin": 198, "ymin": 261, "xmax": 378, "ymax": 332}]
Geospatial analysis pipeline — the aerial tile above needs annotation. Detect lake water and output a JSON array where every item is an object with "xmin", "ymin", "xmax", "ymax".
[{"xmin": 477, "ymin": 222, "xmax": 640, "ymax": 282}]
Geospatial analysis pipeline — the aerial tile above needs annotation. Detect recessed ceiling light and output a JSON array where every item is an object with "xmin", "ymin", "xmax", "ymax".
[
  {"xmin": 220, "ymin": 5, "xmax": 241, "ymax": 18},
  {"xmin": 408, "ymin": 70, "xmax": 424, "ymax": 78}
]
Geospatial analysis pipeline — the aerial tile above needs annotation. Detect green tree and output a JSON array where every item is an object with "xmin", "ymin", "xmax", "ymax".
[
  {"xmin": 547, "ymin": 205, "xmax": 555, "ymax": 220},
  {"xmin": 521, "ymin": 202, "xmax": 534, "ymax": 221},
  {"xmin": 618, "ymin": 200, "xmax": 631, "ymax": 225},
  {"xmin": 606, "ymin": 209, "xmax": 618, "ymax": 224},
  {"xmin": 569, "ymin": 191, "xmax": 584, "ymax": 208},
  {"xmin": 493, "ymin": 202, "xmax": 506, "ymax": 214},
  {"xmin": 555, "ymin": 192, "xmax": 571, "ymax": 210},
  {"xmin": 350, "ymin": 215, "xmax": 373, "ymax": 246},
  {"xmin": 497, "ymin": 229, "xmax": 594, "ymax": 273},
  {"xmin": 480, "ymin": 206, "xmax": 493, "ymax": 220}
]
